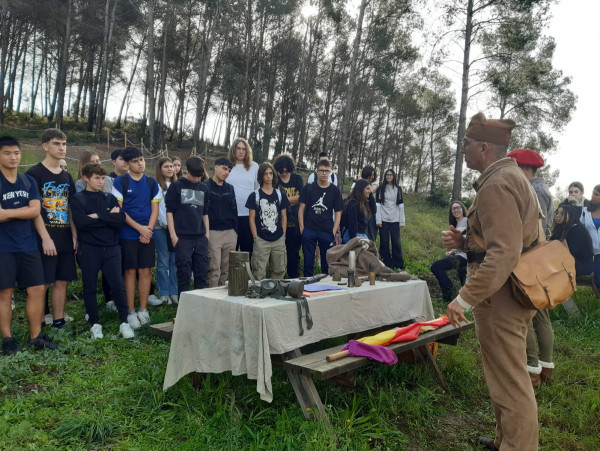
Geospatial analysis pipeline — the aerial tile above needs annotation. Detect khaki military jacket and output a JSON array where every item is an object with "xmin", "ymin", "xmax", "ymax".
[{"xmin": 459, "ymin": 158, "xmax": 540, "ymax": 307}]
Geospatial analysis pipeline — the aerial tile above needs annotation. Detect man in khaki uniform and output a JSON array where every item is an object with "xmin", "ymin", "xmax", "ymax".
[{"xmin": 444, "ymin": 113, "xmax": 540, "ymax": 450}]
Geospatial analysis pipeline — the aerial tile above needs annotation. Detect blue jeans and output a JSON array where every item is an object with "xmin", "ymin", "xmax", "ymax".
[
  {"xmin": 302, "ymin": 227, "xmax": 334, "ymax": 276},
  {"xmin": 342, "ymin": 229, "xmax": 368, "ymax": 244},
  {"xmin": 154, "ymin": 228, "xmax": 178, "ymax": 296}
]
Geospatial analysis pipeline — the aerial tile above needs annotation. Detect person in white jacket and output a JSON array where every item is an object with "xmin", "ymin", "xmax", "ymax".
[{"xmin": 375, "ymin": 169, "xmax": 405, "ymax": 269}]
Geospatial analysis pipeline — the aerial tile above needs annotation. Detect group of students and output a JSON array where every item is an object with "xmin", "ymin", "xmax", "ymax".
[{"xmin": 1, "ymin": 132, "xmax": 411, "ymax": 353}]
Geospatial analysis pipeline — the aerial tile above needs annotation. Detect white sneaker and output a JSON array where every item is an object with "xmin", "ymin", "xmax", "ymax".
[
  {"xmin": 106, "ymin": 301, "xmax": 118, "ymax": 312},
  {"xmin": 160, "ymin": 295, "xmax": 169, "ymax": 304},
  {"xmin": 169, "ymin": 294, "xmax": 179, "ymax": 305},
  {"xmin": 127, "ymin": 312, "xmax": 141, "ymax": 330},
  {"xmin": 90, "ymin": 324, "xmax": 103, "ymax": 339},
  {"xmin": 119, "ymin": 322, "xmax": 135, "ymax": 339},
  {"xmin": 148, "ymin": 294, "xmax": 163, "ymax": 306},
  {"xmin": 44, "ymin": 313, "xmax": 53, "ymax": 324},
  {"xmin": 137, "ymin": 309, "xmax": 150, "ymax": 325}
]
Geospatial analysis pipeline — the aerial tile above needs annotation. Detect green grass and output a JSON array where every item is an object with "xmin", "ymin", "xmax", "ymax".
[{"xmin": 2, "ymin": 158, "xmax": 600, "ymax": 449}]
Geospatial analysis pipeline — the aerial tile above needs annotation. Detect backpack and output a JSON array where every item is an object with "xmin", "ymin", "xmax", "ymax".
[
  {"xmin": 255, "ymin": 188, "xmax": 282, "ymax": 206},
  {"xmin": 117, "ymin": 174, "xmax": 158, "ymax": 204},
  {"xmin": 0, "ymin": 173, "xmax": 32, "ymax": 202}
]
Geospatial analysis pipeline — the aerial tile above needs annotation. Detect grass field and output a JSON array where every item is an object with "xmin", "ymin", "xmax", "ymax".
[{"xmin": 2, "ymin": 153, "xmax": 599, "ymax": 449}]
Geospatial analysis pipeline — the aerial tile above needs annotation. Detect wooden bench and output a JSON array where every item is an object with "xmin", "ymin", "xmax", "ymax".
[{"xmin": 282, "ymin": 322, "xmax": 474, "ymax": 424}]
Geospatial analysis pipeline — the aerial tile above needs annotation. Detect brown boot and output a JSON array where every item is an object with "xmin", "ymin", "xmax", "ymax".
[
  {"xmin": 540, "ymin": 367, "xmax": 554, "ymax": 384},
  {"xmin": 529, "ymin": 371, "xmax": 541, "ymax": 388}
]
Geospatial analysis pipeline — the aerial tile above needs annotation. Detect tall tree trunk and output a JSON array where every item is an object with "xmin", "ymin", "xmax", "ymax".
[
  {"xmin": 55, "ymin": 0, "xmax": 73, "ymax": 129},
  {"xmin": 72, "ymin": 52, "xmax": 86, "ymax": 122},
  {"xmin": 0, "ymin": 2, "xmax": 9, "ymax": 123},
  {"xmin": 16, "ymin": 37, "xmax": 27, "ymax": 112},
  {"xmin": 451, "ymin": 0, "xmax": 473, "ymax": 201},
  {"xmin": 95, "ymin": 0, "xmax": 118, "ymax": 137},
  {"xmin": 250, "ymin": 7, "xmax": 266, "ymax": 156},
  {"xmin": 156, "ymin": 18, "xmax": 169, "ymax": 149},
  {"xmin": 146, "ymin": 0, "xmax": 156, "ymax": 152},
  {"xmin": 337, "ymin": 0, "xmax": 367, "ymax": 188},
  {"xmin": 193, "ymin": 2, "xmax": 221, "ymax": 151},
  {"xmin": 116, "ymin": 36, "xmax": 145, "ymax": 128}
]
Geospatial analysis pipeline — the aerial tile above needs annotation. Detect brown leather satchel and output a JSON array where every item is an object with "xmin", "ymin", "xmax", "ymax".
[{"xmin": 472, "ymin": 221, "xmax": 576, "ymax": 310}]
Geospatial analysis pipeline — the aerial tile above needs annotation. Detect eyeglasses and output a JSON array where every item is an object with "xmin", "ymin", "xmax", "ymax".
[{"xmin": 317, "ymin": 169, "xmax": 331, "ymax": 174}]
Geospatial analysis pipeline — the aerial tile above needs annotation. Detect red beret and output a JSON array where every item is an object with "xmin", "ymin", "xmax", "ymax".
[{"xmin": 507, "ymin": 148, "xmax": 545, "ymax": 168}]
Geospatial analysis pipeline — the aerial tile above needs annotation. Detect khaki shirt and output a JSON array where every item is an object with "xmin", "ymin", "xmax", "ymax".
[{"xmin": 459, "ymin": 158, "xmax": 539, "ymax": 307}]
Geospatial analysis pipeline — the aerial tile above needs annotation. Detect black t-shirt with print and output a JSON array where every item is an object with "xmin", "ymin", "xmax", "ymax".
[
  {"xmin": 245, "ymin": 188, "xmax": 290, "ymax": 242},
  {"xmin": 299, "ymin": 182, "xmax": 343, "ymax": 233},
  {"xmin": 26, "ymin": 162, "xmax": 76, "ymax": 253},
  {"xmin": 276, "ymin": 172, "xmax": 304, "ymax": 227}
]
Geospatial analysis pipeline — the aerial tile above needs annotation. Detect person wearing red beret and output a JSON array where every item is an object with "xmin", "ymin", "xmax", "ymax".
[{"xmin": 507, "ymin": 148, "xmax": 556, "ymax": 389}]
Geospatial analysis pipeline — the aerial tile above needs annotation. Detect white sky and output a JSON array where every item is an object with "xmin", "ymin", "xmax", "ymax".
[{"xmin": 543, "ymin": 0, "xmax": 599, "ymax": 198}]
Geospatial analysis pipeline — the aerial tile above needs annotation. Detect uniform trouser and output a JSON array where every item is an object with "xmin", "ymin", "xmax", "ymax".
[
  {"xmin": 379, "ymin": 221, "xmax": 405, "ymax": 269},
  {"xmin": 473, "ymin": 280, "xmax": 538, "ymax": 450},
  {"xmin": 251, "ymin": 235, "xmax": 287, "ymax": 280},
  {"xmin": 78, "ymin": 242, "xmax": 128, "ymax": 325},
  {"xmin": 154, "ymin": 228, "xmax": 178, "ymax": 296},
  {"xmin": 175, "ymin": 236, "xmax": 209, "ymax": 294},
  {"xmin": 302, "ymin": 227, "xmax": 333, "ymax": 277},
  {"xmin": 526, "ymin": 309, "xmax": 554, "ymax": 367},
  {"xmin": 208, "ymin": 229, "xmax": 238, "ymax": 287},
  {"xmin": 285, "ymin": 225, "xmax": 302, "ymax": 278}
]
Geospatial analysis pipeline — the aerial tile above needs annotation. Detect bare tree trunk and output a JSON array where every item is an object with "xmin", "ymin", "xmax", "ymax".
[
  {"xmin": 0, "ymin": 2, "xmax": 9, "ymax": 123},
  {"xmin": 146, "ymin": 0, "xmax": 156, "ymax": 152},
  {"xmin": 156, "ymin": 17, "xmax": 169, "ymax": 149},
  {"xmin": 116, "ymin": 36, "xmax": 145, "ymax": 128},
  {"xmin": 55, "ymin": 0, "xmax": 73, "ymax": 129},
  {"xmin": 337, "ymin": 0, "xmax": 367, "ymax": 188},
  {"xmin": 16, "ymin": 37, "xmax": 27, "ymax": 112},
  {"xmin": 193, "ymin": 2, "xmax": 221, "ymax": 151},
  {"xmin": 451, "ymin": 0, "xmax": 473, "ymax": 201},
  {"xmin": 95, "ymin": 0, "xmax": 118, "ymax": 137},
  {"xmin": 72, "ymin": 53, "xmax": 85, "ymax": 122}
]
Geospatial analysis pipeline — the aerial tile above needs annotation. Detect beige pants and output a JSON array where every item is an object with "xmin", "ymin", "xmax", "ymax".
[
  {"xmin": 207, "ymin": 229, "xmax": 238, "ymax": 288},
  {"xmin": 251, "ymin": 235, "xmax": 286, "ymax": 280},
  {"xmin": 473, "ymin": 280, "xmax": 539, "ymax": 450}
]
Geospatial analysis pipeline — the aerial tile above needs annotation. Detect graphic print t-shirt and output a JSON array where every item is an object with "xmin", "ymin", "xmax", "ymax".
[
  {"xmin": 299, "ymin": 183, "xmax": 343, "ymax": 233},
  {"xmin": 26, "ymin": 163, "xmax": 76, "ymax": 252},
  {"xmin": 245, "ymin": 188, "xmax": 290, "ymax": 241},
  {"xmin": 112, "ymin": 173, "xmax": 162, "ymax": 240},
  {"xmin": 0, "ymin": 173, "xmax": 40, "ymax": 252},
  {"xmin": 276, "ymin": 173, "xmax": 304, "ymax": 227},
  {"xmin": 164, "ymin": 178, "xmax": 210, "ymax": 238}
]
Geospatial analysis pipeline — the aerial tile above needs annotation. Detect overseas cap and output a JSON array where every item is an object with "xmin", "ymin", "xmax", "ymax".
[
  {"xmin": 465, "ymin": 112, "xmax": 516, "ymax": 146},
  {"xmin": 507, "ymin": 148, "xmax": 545, "ymax": 168}
]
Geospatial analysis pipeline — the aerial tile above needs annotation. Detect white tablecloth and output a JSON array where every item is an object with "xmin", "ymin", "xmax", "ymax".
[{"xmin": 163, "ymin": 278, "xmax": 434, "ymax": 402}]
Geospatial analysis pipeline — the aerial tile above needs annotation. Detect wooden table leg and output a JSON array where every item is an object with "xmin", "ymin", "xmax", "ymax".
[
  {"xmin": 282, "ymin": 350, "xmax": 331, "ymax": 426},
  {"xmin": 414, "ymin": 344, "xmax": 449, "ymax": 389}
]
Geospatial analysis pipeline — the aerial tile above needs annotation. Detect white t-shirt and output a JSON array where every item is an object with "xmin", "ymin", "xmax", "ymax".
[{"xmin": 228, "ymin": 162, "xmax": 259, "ymax": 216}]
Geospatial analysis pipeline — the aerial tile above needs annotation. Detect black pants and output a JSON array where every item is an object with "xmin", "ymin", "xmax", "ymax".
[
  {"xmin": 285, "ymin": 225, "xmax": 302, "ymax": 278},
  {"xmin": 431, "ymin": 255, "xmax": 467, "ymax": 301},
  {"xmin": 175, "ymin": 236, "xmax": 209, "ymax": 294},
  {"xmin": 237, "ymin": 216, "xmax": 254, "ymax": 257},
  {"xmin": 78, "ymin": 243, "xmax": 129, "ymax": 324},
  {"xmin": 379, "ymin": 221, "xmax": 404, "ymax": 269}
]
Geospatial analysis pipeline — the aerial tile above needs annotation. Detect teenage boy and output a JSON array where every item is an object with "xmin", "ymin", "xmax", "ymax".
[
  {"xmin": 206, "ymin": 157, "xmax": 238, "ymax": 287},
  {"xmin": 273, "ymin": 153, "xmax": 304, "ymax": 278},
  {"xmin": 298, "ymin": 159, "xmax": 343, "ymax": 277},
  {"xmin": 165, "ymin": 157, "xmax": 210, "ymax": 296},
  {"xmin": 307, "ymin": 152, "xmax": 338, "ymax": 186},
  {"xmin": 108, "ymin": 148, "xmax": 128, "ymax": 178},
  {"xmin": 71, "ymin": 163, "xmax": 135, "ymax": 339},
  {"xmin": 0, "ymin": 136, "xmax": 58, "ymax": 354},
  {"xmin": 246, "ymin": 162, "xmax": 290, "ymax": 280},
  {"xmin": 112, "ymin": 147, "xmax": 161, "ymax": 329},
  {"xmin": 26, "ymin": 128, "xmax": 77, "ymax": 329}
]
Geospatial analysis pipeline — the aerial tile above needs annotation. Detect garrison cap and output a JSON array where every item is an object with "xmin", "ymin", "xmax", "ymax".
[
  {"xmin": 507, "ymin": 148, "xmax": 545, "ymax": 168},
  {"xmin": 465, "ymin": 112, "xmax": 516, "ymax": 146}
]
